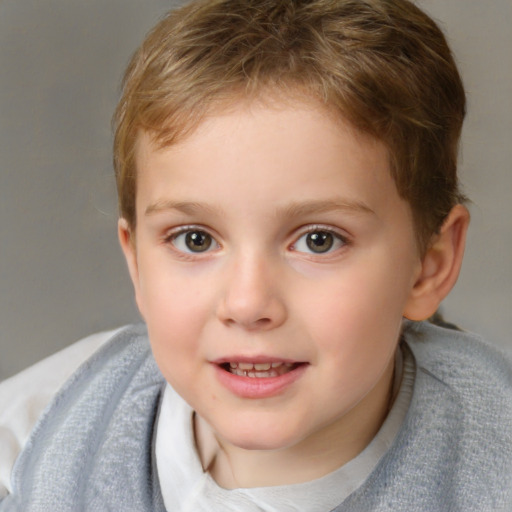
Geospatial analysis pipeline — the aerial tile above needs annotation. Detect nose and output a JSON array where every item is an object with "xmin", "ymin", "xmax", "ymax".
[{"xmin": 216, "ymin": 252, "xmax": 287, "ymax": 331}]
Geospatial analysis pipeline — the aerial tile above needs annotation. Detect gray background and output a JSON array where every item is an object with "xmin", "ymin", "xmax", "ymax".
[{"xmin": 0, "ymin": 1, "xmax": 511, "ymax": 380}]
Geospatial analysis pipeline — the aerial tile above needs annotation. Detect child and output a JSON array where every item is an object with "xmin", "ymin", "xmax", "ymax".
[{"xmin": 1, "ymin": 0, "xmax": 511, "ymax": 510}]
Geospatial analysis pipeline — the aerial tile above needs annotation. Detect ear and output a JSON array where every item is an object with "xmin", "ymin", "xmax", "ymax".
[
  {"xmin": 404, "ymin": 204, "xmax": 470, "ymax": 321},
  {"xmin": 118, "ymin": 218, "xmax": 145, "ymax": 318}
]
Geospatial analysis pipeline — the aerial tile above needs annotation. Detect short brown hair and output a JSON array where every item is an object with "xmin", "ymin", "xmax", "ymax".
[{"xmin": 113, "ymin": 0, "xmax": 466, "ymax": 252}]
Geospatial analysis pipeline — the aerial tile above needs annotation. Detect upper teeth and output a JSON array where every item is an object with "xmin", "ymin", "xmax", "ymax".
[{"xmin": 229, "ymin": 362, "xmax": 292, "ymax": 371}]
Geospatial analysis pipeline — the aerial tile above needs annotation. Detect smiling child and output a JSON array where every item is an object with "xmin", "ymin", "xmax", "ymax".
[{"xmin": 1, "ymin": 0, "xmax": 512, "ymax": 510}]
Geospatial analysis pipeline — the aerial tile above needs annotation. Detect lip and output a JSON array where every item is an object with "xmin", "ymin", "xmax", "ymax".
[{"xmin": 212, "ymin": 360, "xmax": 308, "ymax": 399}]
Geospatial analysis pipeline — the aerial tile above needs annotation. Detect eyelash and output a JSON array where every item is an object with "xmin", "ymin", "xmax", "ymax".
[
  {"xmin": 163, "ymin": 226, "xmax": 220, "ymax": 257},
  {"xmin": 162, "ymin": 225, "xmax": 350, "ymax": 258},
  {"xmin": 290, "ymin": 226, "xmax": 350, "ymax": 256}
]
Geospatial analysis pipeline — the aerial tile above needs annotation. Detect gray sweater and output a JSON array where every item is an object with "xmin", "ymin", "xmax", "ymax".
[{"xmin": 2, "ymin": 322, "xmax": 511, "ymax": 511}]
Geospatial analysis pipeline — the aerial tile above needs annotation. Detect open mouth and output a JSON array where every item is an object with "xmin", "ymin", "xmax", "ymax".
[{"xmin": 220, "ymin": 361, "xmax": 303, "ymax": 378}]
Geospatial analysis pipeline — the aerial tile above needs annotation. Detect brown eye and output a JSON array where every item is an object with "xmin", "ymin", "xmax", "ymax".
[
  {"xmin": 306, "ymin": 231, "xmax": 334, "ymax": 253},
  {"xmin": 184, "ymin": 231, "xmax": 212, "ymax": 252},
  {"xmin": 171, "ymin": 229, "xmax": 217, "ymax": 253},
  {"xmin": 292, "ymin": 229, "xmax": 347, "ymax": 255}
]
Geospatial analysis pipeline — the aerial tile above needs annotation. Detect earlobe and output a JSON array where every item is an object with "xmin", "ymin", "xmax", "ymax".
[{"xmin": 404, "ymin": 205, "xmax": 470, "ymax": 321}]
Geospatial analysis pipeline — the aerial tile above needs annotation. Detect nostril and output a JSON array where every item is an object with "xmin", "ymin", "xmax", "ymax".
[
  {"xmin": 249, "ymin": 317, "xmax": 272, "ymax": 330},
  {"xmin": 223, "ymin": 316, "xmax": 272, "ymax": 330}
]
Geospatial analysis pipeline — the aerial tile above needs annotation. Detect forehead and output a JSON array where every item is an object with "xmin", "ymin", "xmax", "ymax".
[
  {"xmin": 133, "ymin": 98, "xmax": 406, "ymax": 226},
  {"xmin": 136, "ymin": 95, "xmax": 387, "ymax": 174},
  {"xmin": 137, "ymin": 90, "xmax": 379, "ymax": 159}
]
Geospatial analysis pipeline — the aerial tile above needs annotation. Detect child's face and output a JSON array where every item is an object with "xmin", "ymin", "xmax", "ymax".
[{"xmin": 122, "ymin": 99, "xmax": 423, "ymax": 455}]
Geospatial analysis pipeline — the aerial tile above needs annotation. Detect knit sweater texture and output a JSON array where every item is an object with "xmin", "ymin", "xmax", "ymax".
[{"xmin": 1, "ymin": 322, "xmax": 511, "ymax": 511}]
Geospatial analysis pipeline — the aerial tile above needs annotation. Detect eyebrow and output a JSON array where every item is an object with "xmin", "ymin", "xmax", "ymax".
[
  {"xmin": 276, "ymin": 199, "xmax": 375, "ymax": 218},
  {"xmin": 145, "ymin": 200, "xmax": 223, "ymax": 217},
  {"xmin": 145, "ymin": 198, "xmax": 374, "ymax": 218}
]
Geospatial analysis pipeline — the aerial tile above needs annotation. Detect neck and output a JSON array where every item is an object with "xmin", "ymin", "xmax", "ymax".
[{"xmin": 195, "ymin": 357, "xmax": 395, "ymax": 489}]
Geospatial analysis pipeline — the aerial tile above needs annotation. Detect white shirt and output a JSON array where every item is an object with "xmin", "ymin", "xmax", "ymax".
[{"xmin": 0, "ymin": 328, "xmax": 414, "ymax": 510}]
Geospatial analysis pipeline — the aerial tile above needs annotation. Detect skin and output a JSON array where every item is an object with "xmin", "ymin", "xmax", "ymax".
[{"xmin": 119, "ymin": 98, "xmax": 469, "ymax": 488}]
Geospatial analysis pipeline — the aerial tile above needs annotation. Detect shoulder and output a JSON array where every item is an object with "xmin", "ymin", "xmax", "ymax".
[
  {"xmin": 401, "ymin": 321, "xmax": 512, "ymax": 508},
  {"xmin": 0, "ymin": 326, "xmax": 128, "ymax": 498},
  {"xmin": 3, "ymin": 325, "xmax": 165, "ymax": 510},
  {"xmin": 343, "ymin": 322, "xmax": 512, "ymax": 510},
  {"xmin": 404, "ymin": 320, "xmax": 512, "ymax": 393},
  {"xmin": 403, "ymin": 320, "xmax": 512, "ymax": 425}
]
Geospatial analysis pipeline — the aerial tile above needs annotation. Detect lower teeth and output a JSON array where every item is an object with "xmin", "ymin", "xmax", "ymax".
[{"xmin": 232, "ymin": 368, "xmax": 279, "ymax": 378}]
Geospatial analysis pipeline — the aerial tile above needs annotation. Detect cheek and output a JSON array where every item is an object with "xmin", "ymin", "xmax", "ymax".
[
  {"xmin": 302, "ymin": 259, "xmax": 409, "ymax": 360},
  {"xmin": 142, "ymin": 281, "xmax": 207, "ymax": 400},
  {"xmin": 137, "ymin": 251, "xmax": 213, "ymax": 321},
  {"xmin": 143, "ymin": 285, "xmax": 207, "ymax": 349},
  {"xmin": 135, "ymin": 257, "xmax": 214, "ymax": 371}
]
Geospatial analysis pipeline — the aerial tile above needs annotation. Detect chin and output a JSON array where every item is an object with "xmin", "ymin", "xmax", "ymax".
[
  {"xmin": 230, "ymin": 437, "xmax": 286, "ymax": 451},
  {"xmin": 217, "ymin": 419, "xmax": 304, "ymax": 452}
]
